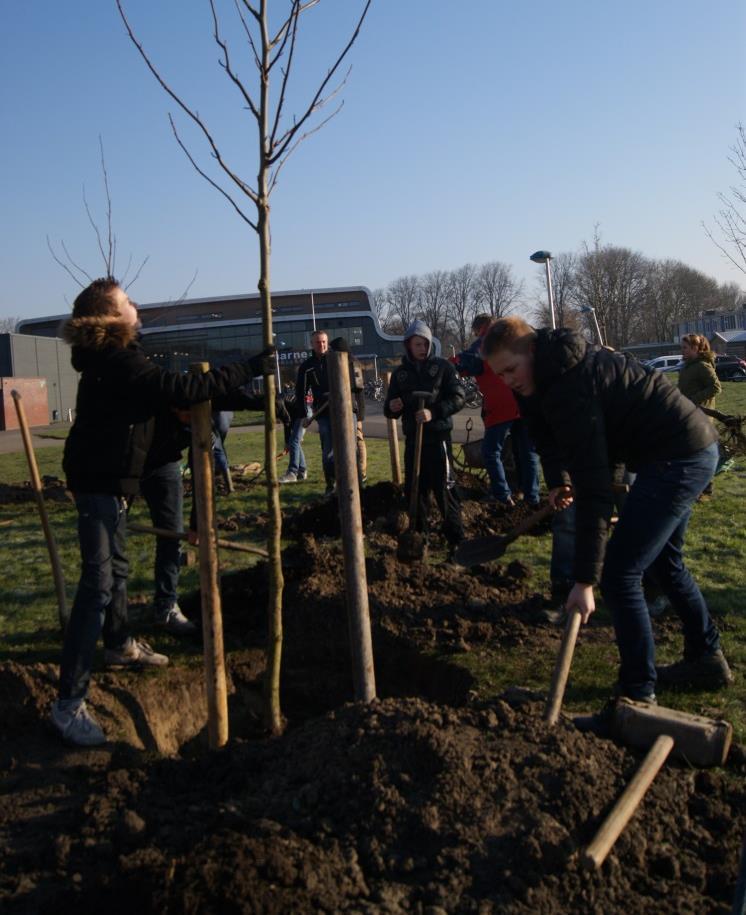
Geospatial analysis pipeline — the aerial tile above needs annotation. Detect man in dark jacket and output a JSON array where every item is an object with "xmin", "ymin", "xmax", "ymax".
[
  {"xmin": 384, "ymin": 319, "xmax": 465, "ymax": 550},
  {"xmin": 483, "ymin": 317, "xmax": 731, "ymax": 731},
  {"xmin": 291, "ymin": 330, "xmax": 334, "ymax": 493},
  {"xmin": 52, "ymin": 277, "xmax": 272, "ymax": 746}
]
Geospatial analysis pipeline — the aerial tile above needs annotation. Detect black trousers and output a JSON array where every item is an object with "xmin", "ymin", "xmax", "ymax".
[{"xmin": 404, "ymin": 436, "xmax": 463, "ymax": 545}]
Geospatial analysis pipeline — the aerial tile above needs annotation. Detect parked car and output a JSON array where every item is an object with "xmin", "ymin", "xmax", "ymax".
[
  {"xmin": 714, "ymin": 354, "xmax": 746, "ymax": 381},
  {"xmin": 644, "ymin": 354, "xmax": 684, "ymax": 373}
]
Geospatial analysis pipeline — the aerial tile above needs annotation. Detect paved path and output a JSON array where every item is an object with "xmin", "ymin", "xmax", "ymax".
[{"xmin": 0, "ymin": 401, "xmax": 486, "ymax": 457}]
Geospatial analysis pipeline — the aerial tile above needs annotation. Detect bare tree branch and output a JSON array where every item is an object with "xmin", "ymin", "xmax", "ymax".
[
  {"xmin": 82, "ymin": 187, "xmax": 111, "ymax": 274},
  {"xmin": 269, "ymin": 0, "xmax": 320, "ymax": 50},
  {"xmin": 123, "ymin": 254, "xmax": 150, "ymax": 291},
  {"xmin": 269, "ymin": 2, "xmax": 302, "ymax": 146},
  {"xmin": 269, "ymin": 101, "xmax": 344, "ymax": 194},
  {"xmin": 209, "ymin": 0, "xmax": 261, "ymax": 121},
  {"xmin": 116, "ymin": 0, "xmax": 259, "ymax": 206},
  {"xmin": 46, "ymin": 236, "xmax": 88, "ymax": 288},
  {"xmin": 168, "ymin": 115, "xmax": 258, "ymax": 230},
  {"xmin": 267, "ymin": 0, "xmax": 372, "ymax": 163},
  {"xmin": 232, "ymin": 0, "xmax": 262, "ymax": 70}
]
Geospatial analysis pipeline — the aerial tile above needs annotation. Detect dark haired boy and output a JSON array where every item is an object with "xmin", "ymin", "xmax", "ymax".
[
  {"xmin": 384, "ymin": 320, "xmax": 465, "ymax": 551},
  {"xmin": 52, "ymin": 277, "xmax": 273, "ymax": 746}
]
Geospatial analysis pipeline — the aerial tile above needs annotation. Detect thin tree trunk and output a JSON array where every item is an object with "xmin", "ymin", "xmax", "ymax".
[{"xmin": 258, "ymin": 6, "xmax": 284, "ymax": 735}]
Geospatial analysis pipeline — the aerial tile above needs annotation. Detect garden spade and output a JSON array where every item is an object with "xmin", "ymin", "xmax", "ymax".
[
  {"xmin": 453, "ymin": 502, "xmax": 554, "ymax": 567},
  {"xmin": 396, "ymin": 392, "xmax": 432, "ymax": 562}
]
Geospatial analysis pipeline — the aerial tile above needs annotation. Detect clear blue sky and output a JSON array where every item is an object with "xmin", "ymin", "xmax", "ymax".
[{"xmin": 1, "ymin": 0, "xmax": 744, "ymax": 320}]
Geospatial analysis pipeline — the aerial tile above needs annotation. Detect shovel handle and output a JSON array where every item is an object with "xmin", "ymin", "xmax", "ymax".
[
  {"xmin": 544, "ymin": 606, "xmax": 582, "ymax": 725},
  {"xmin": 408, "ymin": 397, "xmax": 426, "ymax": 522},
  {"xmin": 583, "ymin": 734, "xmax": 674, "ymax": 869},
  {"xmin": 129, "ymin": 523, "xmax": 268, "ymax": 558}
]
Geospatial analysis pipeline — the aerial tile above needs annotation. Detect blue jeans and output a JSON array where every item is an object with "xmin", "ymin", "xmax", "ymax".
[
  {"xmin": 481, "ymin": 422, "xmax": 513, "ymax": 502},
  {"xmin": 140, "ymin": 461, "xmax": 183, "ymax": 611},
  {"xmin": 59, "ymin": 493, "xmax": 131, "ymax": 701},
  {"xmin": 316, "ymin": 412, "xmax": 334, "ymax": 486},
  {"xmin": 510, "ymin": 419, "xmax": 540, "ymax": 504},
  {"xmin": 551, "ymin": 502, "xmax": 576, "ymax": 585},
  {"xmin": 599, "ymin": 442, "xmax": 721, "ymax": 699},
  {"xmin": 286, "ymin": 416, "xmax": 308, "ymax": 476}
]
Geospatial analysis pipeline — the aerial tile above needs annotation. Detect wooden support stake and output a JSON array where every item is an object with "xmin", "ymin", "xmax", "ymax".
[
  {"xmin": 328, "ymin": 350, "xmax": 376, "ymax": 702},
  {"xmin": 544, "ymin": 607, "xmax": 582, "ymax": 725},
  {"xmin": 189, "ymin": 363, "xmax": 229, "ymax": 749},
  {"xmin": 383, "ymin": 372, "xmax": 402, "ymax": 487},
  {"xmin": 128, "ymin": 523, "xmax": 268, "ymax": 558},
  {"xmin": 11, "ymin": 390, "xmax": 69, "ymax": 631},
  {"xmin": 583, "ymin": 734, "xmax": 674, "ymax": 869}
]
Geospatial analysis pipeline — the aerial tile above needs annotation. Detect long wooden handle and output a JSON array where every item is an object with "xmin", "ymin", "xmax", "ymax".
[
  {"xmin": 11, "ymin": 391, "xmax": 68, "ymax": 631},
  {"xmin": 544, "ymin": 607, "xmax": 582, "ymax": 725},
  {"xmin": 303, "ymin": 400, "xmax": 329, "ymax": 427},
  {"xmin": 408, "ymin": 397, "xmax": 426, "ymax": 522},
  {"xmin": 128, "ymin": 523, "xmax": 268, "ymax": 558},
  {"xmin": 583, "ymin": 734, "xmax": 674, "ymax": 869}
]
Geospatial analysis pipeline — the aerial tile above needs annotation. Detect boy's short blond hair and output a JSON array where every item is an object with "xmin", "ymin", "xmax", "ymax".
[{"xmin": 482, "ymin": 316, "xmax": 537, "ymax": 358}]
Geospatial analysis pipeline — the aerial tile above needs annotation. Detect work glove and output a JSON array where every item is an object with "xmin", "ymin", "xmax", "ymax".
[{"xmin": 248, "ymin": 345, "xmax": 277, "ymax": 376}]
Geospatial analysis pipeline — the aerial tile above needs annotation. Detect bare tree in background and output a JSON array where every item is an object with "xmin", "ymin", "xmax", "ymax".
[
  {"xmin": 419, "ymin": 269, "xmax": 450, "ymax": 341},
  {"xmin": 704, "ymin": 122, "xmax": 746, "ymax": 277},
  {"xmin": 448, "ymin": 263, "xmax": 481, "ymax": 348},
  {"xmin": 116, "ymin": 0, "xmax": 372, "ymax": 735},
  {"xmin": 371, "ymin": 287, "xmax": 389, "ymax": 329},
  {"xmin": 47, "ymin": 136, "xmax": 150, "ymax": 291},
  {"xmin": 477, "ymin": 261, "xmax": 523, "ymax": 318},
  {"xmin": 384, "ymin": 275, "xmax": 421, "ymax": 331},
  {"xmin": 0, "ymin": 317, "xmax": 22, "ymax": 334}
]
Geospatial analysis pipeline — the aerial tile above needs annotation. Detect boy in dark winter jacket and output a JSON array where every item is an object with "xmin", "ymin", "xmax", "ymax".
[
  {"xmin": 52, "ymin": 277, "xmax": 272, "ymax": 746},
  {"xmin": 384, "ymin": 320, "xmax": 465, "ymax": 550},
  {"xmin": 483, "ymin": 316, "xmax": 732, "ymax": 732}
]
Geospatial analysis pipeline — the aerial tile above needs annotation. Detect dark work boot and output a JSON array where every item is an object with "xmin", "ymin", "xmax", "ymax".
[{"xmin": 656, "ymin": 649, "xmax": 733, "ymax": 690}]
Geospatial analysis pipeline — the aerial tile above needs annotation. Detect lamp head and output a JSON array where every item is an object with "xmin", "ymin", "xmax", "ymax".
[{"xmin": 530, "ymin": 250, "xmax": 552, "ymax": 264}]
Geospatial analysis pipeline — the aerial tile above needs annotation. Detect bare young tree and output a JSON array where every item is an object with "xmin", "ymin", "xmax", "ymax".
[
  {"xmin": 477, "ymin": 261, "xmax": 523, "ymax": 318},
  {"xmin": 704, "ymin": 122, "xmax": 746, "ymax": 276},
  {"xmin": 116, "ymin": 0, "xmax": 372, "ymax": 735},
  {"xmin": 47, "ymin": 135, "xmax": 149, "ymax": 290}
]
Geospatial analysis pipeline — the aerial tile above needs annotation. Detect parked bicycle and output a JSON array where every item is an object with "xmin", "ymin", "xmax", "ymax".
[
  {"xmin": 462, "ymin": 376, "xmax": 483, "ymax": 410},
  {"xmin": 364, "ymin": 378, "xmax": 384, "ymax": 402}
]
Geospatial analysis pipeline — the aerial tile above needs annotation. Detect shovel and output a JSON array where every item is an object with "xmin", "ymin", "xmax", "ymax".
[
  {"xmin": 397, "ymin": 393, "xmax": 431, "ymax": 562},
  {"xmin": 453, "ymin": 502, "xmax": 554, "ymax": 567}
]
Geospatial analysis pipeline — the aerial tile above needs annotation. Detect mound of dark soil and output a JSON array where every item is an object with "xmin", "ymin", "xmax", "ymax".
[
  {"xmin": 1, "ymin": 694, "xmax": 743, "ymax": 913},
  {"xmin": 0, "ymin": 476, "xmax": 70, "ymax": 504}
]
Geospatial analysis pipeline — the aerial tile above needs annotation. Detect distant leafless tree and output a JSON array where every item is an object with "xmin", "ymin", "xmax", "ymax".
[
  {"xmin": 117, "ymin": 0, "xmax": 373, "ymax": 735},
  {"xmin": 419, "ymin": 269, "xmax": 450, "ymax": 341},
  {"xmin": 0, "ymin": 316, "xmax": 21, "ymax": 334},
  {"xmin": 448, "ymin": 263, "xmax": 481, "ymax": 348},
  {"xmin": 704, "ymin": 122, "xmax": 746, "ymax": 276},
  {"xmin": 371, "ymin": 287, "xmax": 389, "ymax": 328},
  {"xmin": 477, "ymin": 261, "xmax": 523, "ymax": 319},
  {"xmin": 47, "ymin": 136, "xmax": 150, "ymax": 290},
  {"xmin": 384, "ymin": 275, "xmax": 421, "ymax": 330}
]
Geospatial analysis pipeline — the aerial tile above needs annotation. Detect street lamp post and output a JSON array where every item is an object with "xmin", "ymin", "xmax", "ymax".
[
  {"xmin": 580, "ymin": 306, "xmax": 604, "ymax": 346},
  {"xmin": 310, "ymin": 291, "xmax": 317, "ymax": 331},
  {"xmin": 530, "ymin": 250, "xmax": 557, "ymax": 330}
]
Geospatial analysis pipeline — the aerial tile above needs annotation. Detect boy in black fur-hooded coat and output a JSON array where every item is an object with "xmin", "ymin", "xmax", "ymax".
[{"xmin": 51, "ymin": 277, "xmax": 272, "ymax": 747}]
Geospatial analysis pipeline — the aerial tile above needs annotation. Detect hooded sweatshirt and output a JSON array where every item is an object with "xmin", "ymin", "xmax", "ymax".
[
  {"xmin": 62, "ymin": 315, "xmax": 258, "ymax": 495},
  {"xmin": 383, "ymin": 320, "xmax": 465, "ymax": 441}
]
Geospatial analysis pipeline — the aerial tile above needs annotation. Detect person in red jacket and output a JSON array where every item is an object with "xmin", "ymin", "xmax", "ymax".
[{"xmin": 454, "ymin": 315, "xmax": 539, "ymax": 506}]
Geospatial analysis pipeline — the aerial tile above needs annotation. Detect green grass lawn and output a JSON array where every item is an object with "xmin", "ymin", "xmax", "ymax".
[{"xmin": 2, "ymin": 382, "xmax": 745, "ymax": 739}]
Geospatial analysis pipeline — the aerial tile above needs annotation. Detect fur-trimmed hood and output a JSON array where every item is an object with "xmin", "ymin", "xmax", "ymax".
[
  {"xmin": 62, "ymin": 315, "xmax": 138, "ymax": 350},
  {"xmin": 62, "ymin": 315, "xmax": 139, "ymax": 371}
]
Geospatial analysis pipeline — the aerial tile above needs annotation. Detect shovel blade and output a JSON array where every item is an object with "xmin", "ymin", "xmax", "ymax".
[{"xmin": 453, "ymin": 534, "xmax": 508, "ymax": 567}]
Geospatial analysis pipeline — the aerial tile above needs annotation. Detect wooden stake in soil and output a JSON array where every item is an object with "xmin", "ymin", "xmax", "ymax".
[
  {"xmin": 327, "ymin": 349, "xmax": 376, "ymax": 702},
  {"xmin": 189, "ymin": 362, "xmax": 229, "ymax": 749},
  {"xmin": 583, "ymin": 733, "xmax": 674, "ymax": 869},
  {"xmin": 383, "ymin": 372, "xmax": 402, "ymax": 486},
  {"xmin": 10, "ymin": 390, "xmax": 69, "ymax": 631},
  {"xmin": 544, "ymin": 606, "xmax": 582, "ymax": 725}
]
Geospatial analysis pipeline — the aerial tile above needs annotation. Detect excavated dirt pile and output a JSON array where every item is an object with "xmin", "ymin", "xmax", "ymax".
[
  {"xmin": 1, "ymin": 480, "xmax": 744, "ymax": 913},
  {"xmin": 1, "ymin": 694, "xmax": 744, "ymax": 913}
]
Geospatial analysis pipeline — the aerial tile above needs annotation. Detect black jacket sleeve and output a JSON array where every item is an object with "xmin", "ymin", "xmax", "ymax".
[{"xmin": 431, "ymin": 362, "xmax": 465, "ymax": 421}]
